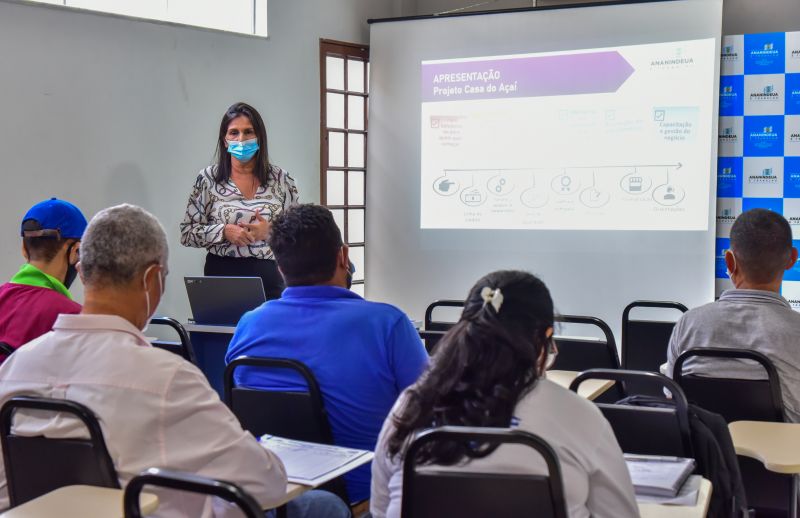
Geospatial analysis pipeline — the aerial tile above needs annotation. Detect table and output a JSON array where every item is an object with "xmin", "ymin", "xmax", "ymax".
[
  {"xmin": 729, "ymin": 420, "xmax": 800, "ymax": 518},
  {"xmin": 0, "ymin": 485, "xmax": 158, "ymax": 518},
  {"xmin": 183, "ymin": 322, "xmax": 237, "ymax": 397},
  {"xmin": 637, "ymin": 478, "xmax": 712, "ymax": 518},
  {"xmin": 547, "ymin": 370, "xmax": 614, "ymax": 401}
]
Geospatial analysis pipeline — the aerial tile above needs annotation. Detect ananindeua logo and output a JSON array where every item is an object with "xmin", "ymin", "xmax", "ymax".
[
  {"xmin": 717, "ymin": 207, "xmax": 736, "ymax": 222},
  {"xmin": 750, "ymin": 84, "xmax": 780, "ymax": 101},
  {"xmin": 719, "ymin": 127, "xmax": 739, "ymax": 142},
  {"xmin": 748, "ymin": 167, "xmax": 778, "ymax": 184},
  {"xmin": 750, "ymin": 126, "xmax": 778, "ymax": 140},
  {"xmin": 752, "ymin": 42, "xmax": 779, "ymax": 57},
  {"xmin": 722, "ymin": 44, "xmax": 738, "ymax": 61},
  {"xmin": 650, "ymin": 48, "xmax": 694, "ymax": 69}
]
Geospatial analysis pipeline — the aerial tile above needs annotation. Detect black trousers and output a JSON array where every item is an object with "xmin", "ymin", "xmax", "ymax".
[{"xmin": 204, "ymin": 253, "xmax": 284, "ymax": 300}]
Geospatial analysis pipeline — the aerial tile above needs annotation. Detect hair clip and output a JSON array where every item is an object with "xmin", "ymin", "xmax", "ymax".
[{"xmin": 480, "ymin": 287, "xmax": 504, "ymax": 313}]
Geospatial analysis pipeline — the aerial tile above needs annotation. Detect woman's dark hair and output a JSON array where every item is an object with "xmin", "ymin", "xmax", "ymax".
[
  {"xmin": 387, "ymin": 270, "xmax": 554, "ymax": 465},
  {"xmin": 214, "ymin": 102, "xmax": 274, "ymax": 186}
]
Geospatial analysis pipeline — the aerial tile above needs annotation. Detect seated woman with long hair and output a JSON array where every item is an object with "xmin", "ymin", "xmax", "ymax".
[{"xmin": 370, "ymin": 270, "xmax": 638, "ymax": 518}]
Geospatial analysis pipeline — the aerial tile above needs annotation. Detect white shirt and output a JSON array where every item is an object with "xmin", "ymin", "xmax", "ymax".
[
  {"xmin": 0, "ymin": 314, "xmax": 287, "ymax": 518},
  {"xmin": 370, "ymin": 379, "xmax": 639, "ymax": 518}
]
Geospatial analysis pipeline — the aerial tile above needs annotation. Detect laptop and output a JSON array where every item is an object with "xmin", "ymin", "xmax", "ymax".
[{"xmin": 185, "ymin": 276, "xmax": 267, "ymax": 326}]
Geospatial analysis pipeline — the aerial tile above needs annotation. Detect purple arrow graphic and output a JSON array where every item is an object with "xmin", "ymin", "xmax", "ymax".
[{"xmin": 421, "ymin": 51, "xmax": 634, "ymax": 102}]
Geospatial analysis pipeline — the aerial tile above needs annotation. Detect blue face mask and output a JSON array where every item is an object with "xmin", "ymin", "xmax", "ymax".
[{"xmin": 227, "ymin": 138, "xmax": 259, "ymax": 162}]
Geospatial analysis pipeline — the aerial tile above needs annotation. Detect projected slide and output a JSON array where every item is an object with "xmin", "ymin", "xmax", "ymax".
[{"xmin": 420, "ymin": 39, "xmax": 717, "ymax": 231}]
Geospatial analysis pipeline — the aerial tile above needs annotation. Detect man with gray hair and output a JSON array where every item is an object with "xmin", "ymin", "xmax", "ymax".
[
  {"xmin": 666, "ymin": 208, "xmax": 800, "ymax": 422},
  {"xmin": 0, "ymin": 204, "xmax": 349, "ymax": 518}
]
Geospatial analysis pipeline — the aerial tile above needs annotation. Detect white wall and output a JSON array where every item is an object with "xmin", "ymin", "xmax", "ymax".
[{"xmin": 0, "ymin": 0, "xmax": 398, "ymax": 320}]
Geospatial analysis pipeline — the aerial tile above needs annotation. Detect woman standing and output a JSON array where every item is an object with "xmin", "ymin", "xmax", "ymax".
[{"xmin": 181, "ymin": 102, "xmax": 298, "ymax": 300}]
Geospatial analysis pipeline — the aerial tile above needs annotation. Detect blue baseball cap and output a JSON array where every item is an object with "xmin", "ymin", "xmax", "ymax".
[{"xmin": 21, "ymin": 198, "xmax": 88, "ymax": 239}]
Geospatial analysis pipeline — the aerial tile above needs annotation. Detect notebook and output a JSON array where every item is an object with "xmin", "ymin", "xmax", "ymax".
[
  {"xmin": 259, "ymin": 435, "xmax": 374, "ymax": 486},
  {"xmin": 625, "ymin": 454, "xmax": 696, "ymax": 498}
]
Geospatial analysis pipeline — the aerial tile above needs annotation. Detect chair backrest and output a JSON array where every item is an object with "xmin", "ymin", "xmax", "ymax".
[
  {"xmin": 418, "ymin": 330, "xmax": 447, "ymax": 355},
  {"xmin": 224, "ymin": 356, "xmax": 334, "ymax": 444},
  {"xmin": 0, "ymin": 396, "xmax": 119, "ymax": 507},
  {"xmin": 621, "ymin": 301, "xmax": 687, "ymax": 396},
  {"xmin": 570, "ymin": 369, "xmax": 693, "ymax": 458},
  {"xmin": 423, "ymin": 300, "xmax": 464, "ymax": 332},
  {"xmin": 552, "ymin": 315, "xmax": 620, "ymax": 371},
  {"xmin": 148, "ymin": 317, "xmax": 197, "ymax": 364},
  {"xmin": 621, "ymin": 300, "xmax": 687, "ymax": 372},
  {"xmin": 0, "ymin": 342, "xmax": 14, "ymax": 357},
  {"xmin": 124, "ymin": 468, "xmax": 263, "ymax": 518},
  {"xmin": 674, "ymin": 347, "xmax": 785, "ymax": 423},
  {"xmin": 402, "ymin": 426, "xmax": 568, "ymax": 518}
]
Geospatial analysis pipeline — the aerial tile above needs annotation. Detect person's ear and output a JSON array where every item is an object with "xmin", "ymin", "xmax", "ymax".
[
  {"xmin": 77, "ymin": 261, "xmax": 85, "ymax": 283},
  {"xmin": 340, "ymin": 244, "xmax": 350, "ymax": 270},
  {"xmin": 725, "ymin": 249, "xmax": 737, "ymax": 276},
  {"xmin": 545, "ymin": 326, "xmax": 554, "ymax": 339},
  {"xmin": 69, "ymin": 241, "xmax": 80, "ymax": 264},
  {"xmin": 787, "ymin": 247, "xmax": 798, "ymax": 271}
]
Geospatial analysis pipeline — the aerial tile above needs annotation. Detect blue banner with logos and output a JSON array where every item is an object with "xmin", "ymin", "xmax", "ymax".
[{"xmin": 717, "ymin": 31, "xmax": 800, "ymax": 307}]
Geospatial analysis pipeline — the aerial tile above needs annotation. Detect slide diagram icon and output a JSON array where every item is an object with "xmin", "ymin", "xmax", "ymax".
[
  {"xmin": 620, "ymin": 170, "xmax": 653, "ymax": 194},
  {"xmin": 432, "ymin": 175, "xmax": 460, "ymax": 196},
  {"xmin": 430, "ymin": 163, "xmax": 686, "ymax": 212}
]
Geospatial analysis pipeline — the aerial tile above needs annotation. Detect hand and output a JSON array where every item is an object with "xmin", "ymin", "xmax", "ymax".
[
  {"xmin": 223, "ymin": 224, "xmax": 255, "ymax": 246},
  {"xmin": 240, "ymin": 209, "xmax": 272, "ymax": 242}
]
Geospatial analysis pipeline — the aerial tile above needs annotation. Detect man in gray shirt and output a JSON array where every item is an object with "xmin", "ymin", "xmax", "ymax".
[{"xmin": 666, "ymin": 208, "xmax": 800, "ymax": 422}]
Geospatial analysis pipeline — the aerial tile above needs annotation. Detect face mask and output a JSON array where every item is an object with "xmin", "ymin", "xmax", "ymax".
[
  {"xmin": 63, "ymin": 242, "xmax": 78, "ymax": 289},
  {"xmin": 142, "ymin": 264, "xmax": 164, "ymax": 332},
  {"xmin": 227, "ymin": 138, "xmax": 259, "ymax": 162},
  {"xmin": 540, "ymin": 338, "xmax": 558, "ymax": 375},
  {"xmin": 346, "ymin": 260, "xmax": 355, "ymax": 290}
]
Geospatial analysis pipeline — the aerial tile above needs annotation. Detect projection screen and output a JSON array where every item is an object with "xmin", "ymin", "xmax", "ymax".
[{"xmin": 367, "ymin": 0, "xmax": 722, "ymax": 342}]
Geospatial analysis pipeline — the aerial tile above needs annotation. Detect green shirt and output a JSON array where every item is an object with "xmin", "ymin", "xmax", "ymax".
[{"xmin": 9, "ymin": 264, "xmax": 73, "ymax": 300}]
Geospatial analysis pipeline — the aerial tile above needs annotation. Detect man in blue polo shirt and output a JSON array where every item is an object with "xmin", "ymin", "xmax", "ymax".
[
  {"xmin": 225, "ymin": 204, "xmax": 429, "ymax": 503},
  {"xmin": 0, "ymin": 198, "xmax": 88, "ymax": 361}
]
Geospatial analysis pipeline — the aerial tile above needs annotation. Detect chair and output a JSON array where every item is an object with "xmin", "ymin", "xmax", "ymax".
[
  {"xmin": 401, "ymin": 426, "xmax": 568, "ymax": 518},
  {"xmin": 552, "ymin": 315, "xmax": 620, "ymax": 371},
  {"xmin": 673, "ymin": 348, "xmax": 784, "ymax": 423},
  {"xmin": 674, "ymin": 348, "xmax": 790, "ymax": 517},
  {"xmin": 621, "ymin": 300, "xmax": 687, "ymax": 396},
  {"xmin": 569, "ymin": 369, "xmax": 693, "ymax": 458},
  {"xmin": 423, "ymin": 300, "xmax": 464, "ymax": 352},
  {"xmin": 224, "ymin": 357, "xmax": 333, "ymax": 444},
  {"xmin": 423, "ymin": 300, "xmax": 464, "ymax": 332},
  {"xmin": 0, "ymin": 342, "xmax": 14, "ymax": 357},
  {"xmin": 0, "ymin": 396, "xmax": 119, "ymax": 507},
  {"xmin": 124, "ymin": 467, "xmax": 263, "ymax": 518},
  {"xmin": 224, "ymin": 357, "xmax": 348, "ymax": 502},
  {"xmin": 418, "ymin": 330, "xmax": 446, "ymax": 354},
  {"xmin": 149, "ymin": 316, "xmax": 197, "ymax": 364}
]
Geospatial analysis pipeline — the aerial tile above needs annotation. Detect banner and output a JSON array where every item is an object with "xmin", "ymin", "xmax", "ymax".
[{"xmin": 716, "ymin": 31, "xmax": 800, "ymax": 307}]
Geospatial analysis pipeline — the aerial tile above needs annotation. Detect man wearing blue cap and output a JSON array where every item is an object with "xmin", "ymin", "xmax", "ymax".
[{"xmin": 0, "ymin": 198, "xmax": 88, "ymax": 359}]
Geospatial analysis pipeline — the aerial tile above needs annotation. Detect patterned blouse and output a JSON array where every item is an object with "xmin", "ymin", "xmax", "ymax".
[{"xmin": 180, "ymin": 165, "xmax": 299, "ymax": 260}]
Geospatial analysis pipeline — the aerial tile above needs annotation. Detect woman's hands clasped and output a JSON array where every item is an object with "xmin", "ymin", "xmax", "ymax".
[{"xmin": 223, "ymin": 209, "xmax": 272, "ymax": 246}]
